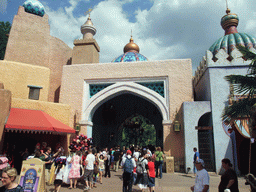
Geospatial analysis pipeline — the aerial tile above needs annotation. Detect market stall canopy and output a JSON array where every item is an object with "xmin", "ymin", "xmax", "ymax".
[{"xmin": 5, "ymin": 108, "xmax": 75, "ymax": 134}]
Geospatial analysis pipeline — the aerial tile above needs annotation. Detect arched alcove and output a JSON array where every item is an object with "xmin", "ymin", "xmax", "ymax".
[{"xmin": 91, "ymin": 93, "xmax": 163, "ymax": 149}]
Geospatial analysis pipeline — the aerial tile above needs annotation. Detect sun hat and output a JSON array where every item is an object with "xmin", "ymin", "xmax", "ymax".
[{"xmin": 196, "ymin": 159, "xmax": 205, "ymax": 167}]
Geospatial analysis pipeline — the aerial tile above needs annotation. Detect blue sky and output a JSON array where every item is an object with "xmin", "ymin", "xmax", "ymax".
[{"xmin": 1, "ymin": 0, "xmax": 256, "ymax": 72}]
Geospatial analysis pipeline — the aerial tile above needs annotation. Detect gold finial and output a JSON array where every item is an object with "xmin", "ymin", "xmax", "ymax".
[
  {"xmin": 225, "ymin": 0, "xmax": 230, "ymax": 14},
  {"xmin": 85, "ymin": 8, "xmax": 93, "ymax": 18},
  {"xmin": 130, "ymin": 29, "xmax": 133, "ymax": 42}
]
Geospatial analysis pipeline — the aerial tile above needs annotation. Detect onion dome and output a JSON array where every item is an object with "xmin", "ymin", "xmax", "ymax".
[
  {"xmin": 112, "ymin": 36, "xmax": 148, "ymax": 63},
  {"xmin": 23, "ymin": 0, "xmax": 45, "ymax": 17},
  {"xmin": 209, "ymin": 8, "xmax": 256, "ymax": 57},
  {"xmin": 81, "ymin": 15, "xmax": 96, "ymax": 39},
  {"xmin": 123, "ymin": 36, "xmax": 139, "ymax": 53}
]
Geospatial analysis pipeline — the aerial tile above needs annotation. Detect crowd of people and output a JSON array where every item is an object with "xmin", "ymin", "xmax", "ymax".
[
  {"xmin": 0, "ymin": 141, "xmax": 243, "ymax": 192},
  {"xmin": 0, "ymin": 139, "xmax": 164, "ymax": 192}
]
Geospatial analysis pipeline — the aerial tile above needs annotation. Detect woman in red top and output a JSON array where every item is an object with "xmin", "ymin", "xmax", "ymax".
[{"xmin": 147, "ymin": 157, "xmax": 155, "ymax": 192}]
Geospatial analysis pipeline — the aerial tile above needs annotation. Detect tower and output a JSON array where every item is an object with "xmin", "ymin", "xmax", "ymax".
[{"xmin": 72, "ymin": 13, "xmax": 100, "ymax": 64}]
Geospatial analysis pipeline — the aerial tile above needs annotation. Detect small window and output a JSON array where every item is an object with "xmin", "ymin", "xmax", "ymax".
[{"xmin": 28, "ymin": 85, "xmax": 42, "ymax": 100}]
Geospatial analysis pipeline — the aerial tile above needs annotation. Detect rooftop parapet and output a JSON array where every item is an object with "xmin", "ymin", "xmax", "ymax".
[{"xmin": 193, "ymin": 47, "xmax": 255, "ymax": 87}]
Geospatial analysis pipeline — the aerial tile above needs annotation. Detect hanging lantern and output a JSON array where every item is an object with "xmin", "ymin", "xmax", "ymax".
[
  {"xmin": 75, "ymin": 125, "xmax": 80, "ymax": 132},
  {"xmin": 173, "ymin": 121, "xmax": 181, "ymax": 132}
]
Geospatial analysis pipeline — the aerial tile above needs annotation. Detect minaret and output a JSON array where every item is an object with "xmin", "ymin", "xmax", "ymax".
[{"xmin": 72, "ymin": 12, "xmax": 100, "ymax": 64}]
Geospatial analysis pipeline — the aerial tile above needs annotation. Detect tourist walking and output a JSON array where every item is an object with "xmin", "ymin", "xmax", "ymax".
[
  {"xmin": 193, "ymin": 147, "xmax": 200, "ymax": 176},
  {"xmin": 68, "ymin": 150, "xmax": 82, "ymax": 189},
  {"xmin": 92, "ymin": 159, "xmax": 99, "ymax": 188},
  {"xmin": 0, "ymin": 167, "xmax": 24, "ymax": 191},
  {"xmin": 135, "ymin": 150, "xmax": 149, "ymax": 192},
  {"xmin": 84, "ymin": 148, "xmax": 95, "ymax": 190},
  {"xmin": 54, "ymin": 164, "xmax": 64, "ymax": 192},
  {"xmin": 190, "ymin": 159, "xmax": 209, "ymax": 192},
  {"xmin": 62, "ymin": 155, "xmax": 72, "ymax": 184},
  {"xmin": 114, "ymin": 146, "xmax": 121, "ymax": 172},
  {"xmin": 121, "ymin": 150, "xmax": 136, "ymax": 192},
  {"xmin": 98, "ymin": 154, "xmax": 106, "ymax": 184},
  {"xmin": 154, "ymin": 147, "xmax": 164, "ymax": 179},
  {"xmin": 147, "ymin": 156, "xmax": 155, "ymax": 192},
  {"xmin": 218, "ymin": 158, "xmax": 239, "ymax": 192},
  {"xmin": 104, "ymin": 151, "xmax": 111, "ymax": 178}
]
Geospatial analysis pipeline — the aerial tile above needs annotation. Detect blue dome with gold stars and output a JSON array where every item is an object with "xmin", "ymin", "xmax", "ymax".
[
  {"xmin": 209, "ymin": 8, "xmax": 256, "ymax": 57},
  {"xmin": 23, "ymin": 0, "xmax": 45, "ymax": 17},
  {"xmin": 112, "ymin": 36, "xmax": 148, "ymax": 62}
]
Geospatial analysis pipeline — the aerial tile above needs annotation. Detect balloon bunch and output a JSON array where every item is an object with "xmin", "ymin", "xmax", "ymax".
[{"xmin": 69, "ymin": 134, "xmax": 93, "ymax": 152}]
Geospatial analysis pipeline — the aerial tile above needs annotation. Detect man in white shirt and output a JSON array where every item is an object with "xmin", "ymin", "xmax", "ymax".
[
  {"xmin": 191, "ymin": 159, "xmax": 209, "ymax": 192},
  {"xmin": 84, "ymin": 148, "xmax": 95, "ymax": 190}
]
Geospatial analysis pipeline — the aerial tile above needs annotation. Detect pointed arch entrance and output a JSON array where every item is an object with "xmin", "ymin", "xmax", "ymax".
[{"xmin": 80, "ymin": 82, "xmax": 169, "ymax": 149}]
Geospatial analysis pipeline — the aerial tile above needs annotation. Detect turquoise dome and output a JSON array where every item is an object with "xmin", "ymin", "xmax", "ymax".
[
  {"xmin": 23, "ymin": 0, "xmax": 45, "ymax": 17},
  {"xmin": 112, "ymin": 50, "xmax": 148, "ymax": 62},
  {"xmin": 209, "ymin": 9, "xmax": 256, "ymax": 57},
  {"xmin": 209, "ymin": 33, "xmax": 256, "ymax": 56}
]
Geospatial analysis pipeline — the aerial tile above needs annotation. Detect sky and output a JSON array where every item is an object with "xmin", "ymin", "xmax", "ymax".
[{"xmin": 1, "ymin": 0, "xmax": 256, "ymax": 73}]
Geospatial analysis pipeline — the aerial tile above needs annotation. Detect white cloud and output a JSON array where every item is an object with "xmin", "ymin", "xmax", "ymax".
[{"xmin": 44, "ymin": 0, "xmax": 256, "ymax": 72}]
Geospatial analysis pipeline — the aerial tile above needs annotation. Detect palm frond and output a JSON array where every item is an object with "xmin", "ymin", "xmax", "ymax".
[
  {"xmin": 237, "ymin": 45, "xmax": 256, "ymax": 75},
  {"xmin": 249, "ymin": 60, "xmax": 256, "ymax": 75},
  {"xmin": 225, "ymin": 75, "xmax": 256, "ymax": 97},
  {"xmin": 222, "ymin": 98, "xmax": 256, "ymax": 121},
  {"xmin": 237, "ymin": 45, "xmax": 256, "ymax": 60}
]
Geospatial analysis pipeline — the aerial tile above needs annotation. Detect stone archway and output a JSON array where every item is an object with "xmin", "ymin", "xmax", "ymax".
[
  {"xmin": 91, "ymin": 93, "xmax": 161, "ymax": 148},
  {"xmin": 79, "ymin": 82, "xmax": 169, "ymax": 149}
]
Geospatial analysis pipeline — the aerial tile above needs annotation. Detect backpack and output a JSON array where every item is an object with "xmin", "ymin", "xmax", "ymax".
[
  {"xmin": 123, "ymin": 157, "xmax": 133, "ymax": 173},
  {"xmin": 136, "ymin": 158, "xmax": 145, "ymax": 175}
]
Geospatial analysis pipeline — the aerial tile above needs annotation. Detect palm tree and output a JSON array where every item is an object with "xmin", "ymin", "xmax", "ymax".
[{"xmin": 222, "ymin": 45, "xmax": 256, "ymax": 174}]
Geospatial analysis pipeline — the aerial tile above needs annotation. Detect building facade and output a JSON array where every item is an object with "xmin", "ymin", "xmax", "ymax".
[{"xmin": 1, "ymin": 1, "xmax": 256, "ymax": 174}]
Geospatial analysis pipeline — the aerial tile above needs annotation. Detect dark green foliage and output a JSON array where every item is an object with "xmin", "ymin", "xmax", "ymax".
[
  {"xmin": 237, "ymin": 45, "xmax": 256, "ymax": 76},
  {"xmin": 0, "ymin": 21, "xmax": 11, "ymax": 60},
  {"xmin": 121, "ymin": 115, "xmax": 156, "ymax": 147}
]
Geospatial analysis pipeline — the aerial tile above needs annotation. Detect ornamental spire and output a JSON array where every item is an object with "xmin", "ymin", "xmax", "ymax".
[
  {"xmin": 81, "ymin": 8, "xmax": 96, "ymax": 39},
  {"xmin": 220, "ymin": 7, "xmax": 239, "ymax": 35}
]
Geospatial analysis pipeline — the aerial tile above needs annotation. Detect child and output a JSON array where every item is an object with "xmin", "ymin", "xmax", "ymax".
[
  {"xmin": 147, "ymin": 157, "xmax": 155, "ymax": 192},
  {"xmin": 54, "ymin": 163, "xmax": 64, "ymax": 192},
  {"xmin": 98, "ymin": 154, "xmax": 105, "ymax": 184}
]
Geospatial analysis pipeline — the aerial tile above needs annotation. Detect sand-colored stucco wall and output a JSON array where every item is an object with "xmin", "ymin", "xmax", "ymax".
[
  {"xmin": 4, "ymin": 6, "xmax": 72, "ymax": 102},
  {"xmin": 0, "ymin": 86, "xmax": 11, "ymax": 152},
  {"xmin": 0, "ymin": 60, "xmax": 50, "ymax": 101},
  {"xmin": 60, "ymin": 59, "xmax": 193, "ymax": 159},
  {"xmin": 72, "ymin": 39, "xmax": 100, "ymax": 64},
  {"xmin": 12, "ymin": 98, "xmax": 72, "ymax": 127}
]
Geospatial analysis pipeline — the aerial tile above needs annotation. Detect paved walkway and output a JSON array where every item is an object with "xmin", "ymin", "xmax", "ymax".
[{"xmin": 44, "ymin": 170, "xmax": 251, "ymax": 192}]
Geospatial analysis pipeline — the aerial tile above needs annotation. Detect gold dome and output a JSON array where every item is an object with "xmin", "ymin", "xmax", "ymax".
[{"xmin": 123, "ymin": 36, "xmax": 140, "ymax": 53}]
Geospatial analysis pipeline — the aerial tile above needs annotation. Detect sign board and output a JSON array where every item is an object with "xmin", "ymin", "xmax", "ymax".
[{"xmin": 19, "ymin": 158, "xmax": 46, "ymax": 192}]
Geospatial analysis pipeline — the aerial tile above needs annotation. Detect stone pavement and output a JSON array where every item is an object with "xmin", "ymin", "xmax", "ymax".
[{"xmin": 44, "ymin": 170, "xmax": 251, "ymax": 192}]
